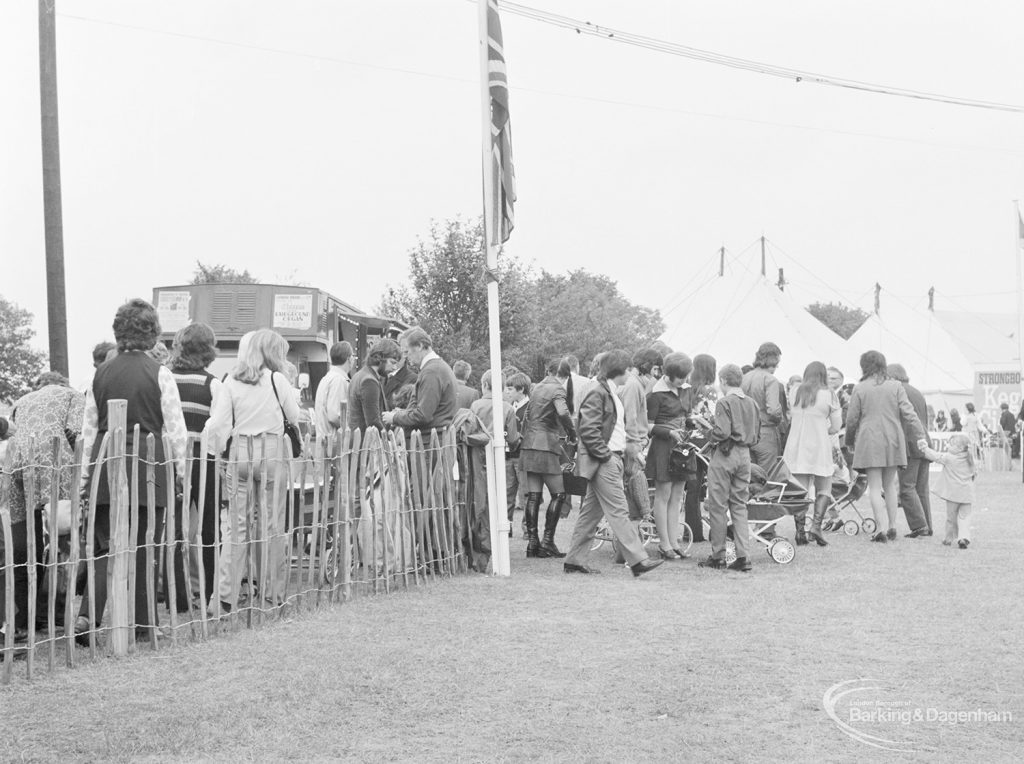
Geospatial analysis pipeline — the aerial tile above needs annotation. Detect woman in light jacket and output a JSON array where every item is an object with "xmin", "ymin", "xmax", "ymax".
[
  {"xmin": 206, "ymin": 329, "xmax": 300, "ymax": 614},
  {"xmin": 845, "ymin": 350, "xmax": 926, "ymax": 543},
  {"xmin": 783, "ymin": 362, "xmax": 841, "ymax": 546}
]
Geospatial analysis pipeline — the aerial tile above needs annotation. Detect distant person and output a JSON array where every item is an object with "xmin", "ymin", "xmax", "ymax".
[
  {"xmin": 935, "ymin": 410, "xmax": 949, "ymax": 432},
  {"xmin": 148, "ymin": 341, "xmax": 170, "ymax": 366},
  {"xmin": 998, "ymin": 402, "xmax": 1016, "ymax": 467},
  {"xmin": 962, "ymin": 403, "xmax": 984, "ymax": 460},
  {"xmin": 565, "ymin": 355, "xmax": 590, "ymax": 415},
  {"xmin": 503, "ymin": 372, "xmax": 531, "ymax": 534},
  {"xmin": 949, "ymin": 408, "xmax": 962, "ymax": 432},
  {"xmin": 698, "ymin": 364, "xmax": 760, "ymax": 572},
  {"xmin": 887, "ymin": 364, "xmax": 933, "ymax": 537},
  {"xmin": 918, "ymin": 434, "xmax": 976, "ymax": 549},
  {"xmin": 844, "ymin": 351, "xmax": 926, "ymax": 543},
  {"xmin": 383, "ymin": 328, "xmax": 458, "ymax": 434},
  {"xmin": 79, "ymin": 340, "xmax": 117, "ymax": 392},
  {"xmin": 453, "ymin": 360, "xmax": 480, "ymax": 410},
  {"xmin": 314, "ymin": 341, "xmax": 353, "ymax": 445},
  {"xmin": 623, "ymin": 348, "xmax": 662, "ymax": 476},
  {"xmin": 562, "ymin": 350, "xmax": 663, "ymax": 577},
  {"xmin": 783, "ymin": 362, "xmax": 841, "ymax": 547}
]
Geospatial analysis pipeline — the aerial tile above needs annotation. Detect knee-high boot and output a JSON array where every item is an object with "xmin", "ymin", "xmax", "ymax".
[
  {"xmin": 537, "ymin": 493, "xmax": 567, "ymax": 558},
  {"xmin": 808, "ymin": 494, "xmax": 830, "ymax": 546},
  {"xmin": 524, "ymin": 492, "xmax": 542, "ymax": 558},
  {"xmin": 507, "ymin": 502, "xmax": 515, "ymax": 539}
]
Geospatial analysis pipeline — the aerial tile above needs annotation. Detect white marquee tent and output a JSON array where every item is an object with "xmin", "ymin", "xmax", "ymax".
[{"xmin": 660, "ymin": 266, "xmax": 849, "ymax": 382}]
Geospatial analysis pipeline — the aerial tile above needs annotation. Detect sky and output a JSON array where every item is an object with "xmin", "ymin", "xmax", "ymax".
[{"xmin": 3, "ymin": 0, "xmax": 1023, "ymax": 384}]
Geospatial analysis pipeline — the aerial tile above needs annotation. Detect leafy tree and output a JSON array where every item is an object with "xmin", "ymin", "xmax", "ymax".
[
  {"xmin": 190, "ymin": 261, "xmax": 259, "ymax": 284},
  {"xmin": 0, "ymin": 296, "xmax": 48, "ymax": 402},
  {"xmin": 807, "ymin": 301, "xmax": 870, "ymax": 340},
  {"xmin": 379, "ymin": 218, "xmax": 665, "ymax": 382},
  {"xmin": 378, "ymin": 217, "xmax": 534, "ymax": 381}
]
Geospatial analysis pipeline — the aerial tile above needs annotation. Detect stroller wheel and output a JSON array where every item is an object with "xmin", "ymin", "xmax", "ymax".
[
  {"xmin": 590, "ymin": 519, "xmax": 611, "ymax": 551},
  {"xmin": 724, "ymin": 540, "xmax": 737, "ymax": 565},
  {"xmin": 769, "ymin": 537, "xmax": 796, "ymax": 564},
  {"xmin": 843, "ymin": 520, "xmax": 860, "ymax": 536},
  {"xmin": 862, "ymin": 518, "xmax": 877, "ymax": 534},
  {"xmin": 638, "ymin": 518, "xmax": 657, "ymax": 547}
]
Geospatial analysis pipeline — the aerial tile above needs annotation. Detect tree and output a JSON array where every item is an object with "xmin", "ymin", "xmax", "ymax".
[
  {"xmin": 190, "ymin": 261, "xmax": 259, "ymax": 284},
  {"xmin": 807, "ymin": 301, "xmax": 870, "ymax": 340},
  {"xmin": 0, "ymin": 296, "xmax": 48, "ymax": 402},
  {"xmin": 379, "ymin": 218, "xmax": 666, "ymax": 382},
  {"xmin": 378, "ymin": 217, "xmax": 534, "ymax": 380}
]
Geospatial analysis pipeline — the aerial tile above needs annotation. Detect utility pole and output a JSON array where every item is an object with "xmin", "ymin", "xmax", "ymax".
[{"xmin": 39, "ymin": 0, "xmax": 69, "ymax": 375}]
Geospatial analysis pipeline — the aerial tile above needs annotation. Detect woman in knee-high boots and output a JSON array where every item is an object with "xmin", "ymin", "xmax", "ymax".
[{"xmin": 519, "ymin": 358, "xmax": 577, "ymax": 558}]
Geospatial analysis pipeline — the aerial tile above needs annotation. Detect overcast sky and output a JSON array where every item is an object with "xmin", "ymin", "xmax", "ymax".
[{"xmin": 3, "ymin": 0, "xmax": 1023, "ymax": 384}]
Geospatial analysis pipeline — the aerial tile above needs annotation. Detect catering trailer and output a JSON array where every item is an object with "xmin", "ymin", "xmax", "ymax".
[{"xmin": 152, "ymin": 283, "xmax": 406, "ymax": 399}]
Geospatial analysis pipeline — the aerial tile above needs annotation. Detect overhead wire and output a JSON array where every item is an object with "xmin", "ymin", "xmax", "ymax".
[
  {"xmin": 500, "ymin": 1, "xmax": 1024, "ymax": 114},
  {"xmin": 56, "ymin": 12, "xmax": 1024, "ymax": 157}
]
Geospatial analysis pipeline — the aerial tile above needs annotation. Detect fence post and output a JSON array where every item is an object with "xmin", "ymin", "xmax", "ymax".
[
  {"xmin": 107, "ymin": 400, "xmax": 130, "ymax": 657},
  {"xmin": 64, "ymin": 439, "xmax": 84, "ymax": 667}
]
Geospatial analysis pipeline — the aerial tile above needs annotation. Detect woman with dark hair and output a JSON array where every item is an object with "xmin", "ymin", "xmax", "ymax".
[
  {"xmin": 2, "ymin": 372, "xmax": 84, "ymax": 637},
  {"xmin": 845, "ymin": 350, "xmax": 926, "ymax": 542},
  {"xmin": 783, "ymin": 361, "xmax": 841, "ymax": 546},
  {"xmin": 949, "ymin": 408, "xmax": 962, "ymax": 432},
  {"xmin": 962, "ymin": 402, "xmax": 984, "ymax": 460},
  {"xmin": 519, "ymin": 357, "xmax": 577, "ymax": 558},
  {"xmin": 645, "ymin": 352, "xmax": 695, "ymax": 559},
  {"xmin": 349, "ymin": 338, "xmax": 401, "ymax": 433},
  {"xmin": 683, "ymin": 353, "xmax": 717, "ymax": 543},
  {"xmin": 75, "ymin": 298, "xmax": 188, "ymax": 641},
  {"xmin": 164, "ymin": 323, "xmax": 220, "ymax": 612},
  {"xmin": 206, "ymin": 329, "xmax": 299, "ymax": 614}
]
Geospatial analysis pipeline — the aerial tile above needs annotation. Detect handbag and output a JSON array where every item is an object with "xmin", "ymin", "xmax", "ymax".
[
  {"xmin": 558, "ymin": 441, "xmax": 589, "ymax": 496},
  {"xmin": 270, "ymin": 373, "xmax": 303, "ymax": 456},
  {"xmin": 668, "ymin": 444, "xmax": 698, "ymax": 482},
  {"xmin": 42, "ymin": 498, "xmax": 77, "ymax": 535}
]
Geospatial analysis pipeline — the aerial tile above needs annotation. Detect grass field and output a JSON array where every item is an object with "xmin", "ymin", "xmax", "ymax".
[{"xmin": 2, "ymin": 470, "xmax": 1022, "ymax": 762}]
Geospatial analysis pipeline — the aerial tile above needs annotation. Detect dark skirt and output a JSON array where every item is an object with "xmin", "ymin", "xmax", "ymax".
[
  {"xmin": 645, "ymin": 437, "xmax": 680, "ymax": 483},
  {"xmin": 520, "ymin": 448, "xmax": 562, "ymax": 476}
]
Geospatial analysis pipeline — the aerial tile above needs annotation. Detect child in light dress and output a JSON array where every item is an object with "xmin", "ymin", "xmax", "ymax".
[{"xmin": 918, "ymin": 433, "xmax": 976, "ymax": 549}]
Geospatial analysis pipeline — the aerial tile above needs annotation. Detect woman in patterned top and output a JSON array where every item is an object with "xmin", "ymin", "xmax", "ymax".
[{"xmin": 2, "ymin": 373, "xmax": 84, "ymax": 637}]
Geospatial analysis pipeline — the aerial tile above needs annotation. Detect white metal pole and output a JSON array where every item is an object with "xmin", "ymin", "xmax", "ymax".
[{"xmin": 479, "ymin": 0, "xmax": 511, "ymax": 575}]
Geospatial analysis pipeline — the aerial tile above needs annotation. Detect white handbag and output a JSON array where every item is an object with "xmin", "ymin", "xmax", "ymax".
[{"xmin": 42, "ymin": 499, "xmax": 77, "ymax": 535}]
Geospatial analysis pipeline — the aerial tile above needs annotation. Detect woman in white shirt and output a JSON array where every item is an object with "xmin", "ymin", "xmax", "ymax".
[{"xmin": 206, "ymin": 329, "xmax": 300, "ymax": 614}]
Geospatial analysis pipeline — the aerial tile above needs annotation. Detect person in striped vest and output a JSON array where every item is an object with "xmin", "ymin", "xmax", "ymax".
[{"xmin": 166, "ymin": 323, "xmax": 221, "ymax": 612}]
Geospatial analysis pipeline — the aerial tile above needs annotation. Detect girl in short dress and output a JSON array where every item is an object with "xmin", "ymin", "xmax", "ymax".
[{"xmin": 918, "ymin": 433, "xmax": 976, "ymax": 549}]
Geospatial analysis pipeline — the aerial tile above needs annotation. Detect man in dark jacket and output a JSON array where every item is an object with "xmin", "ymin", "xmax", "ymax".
[
  {"xmin": 384, "ymin": 328, "xmax": 458, "ymax": 433},
  {"xmin": 887, "ymin": 364, "xmax": 933, "ymax": 536},
  {"xmin": 562, "ymin": 350, "xmax": 663, "ymax": 578}
]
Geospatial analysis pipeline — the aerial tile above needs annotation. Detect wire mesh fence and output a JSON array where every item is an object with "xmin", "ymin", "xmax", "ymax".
[{"xmin": 0, "ymin": 400, "xmax": 468, "ymax": 684}]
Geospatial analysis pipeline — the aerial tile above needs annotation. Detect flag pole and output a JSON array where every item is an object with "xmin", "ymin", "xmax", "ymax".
[
  {"xmin": 1015, "ymin": 201, "xmax": 1024, "ymax": 482},
  {"xmin": 479, "ymin": 0, "xmax": 511, "ymax": 575}
]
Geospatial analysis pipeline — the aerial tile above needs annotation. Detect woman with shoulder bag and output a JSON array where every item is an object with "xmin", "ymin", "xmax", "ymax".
[
  {"xmin": 206, "ymin": 329, "xmax": 300, "ymax": 615},
  {"xmin": 645, "ymin": 353, "xmax": 695, "ymax": 560}
]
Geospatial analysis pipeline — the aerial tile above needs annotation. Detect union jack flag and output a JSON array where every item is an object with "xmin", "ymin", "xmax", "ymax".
[{"xmin": 487, "ymin": 0, "xmax": 515, "ymax": 244}]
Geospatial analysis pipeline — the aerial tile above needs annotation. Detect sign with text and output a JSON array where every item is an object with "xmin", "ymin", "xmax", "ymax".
[
  {"xmin": 974, "ymin": 369, "xmax": 1022, "ymax": 428},
  {"xmin": 156, "ymin": 291, "xmax": 191, "ymax": 332},
  {"xmin": 273, "ymin": 293, "xmax": 313, "ymax": 330}
]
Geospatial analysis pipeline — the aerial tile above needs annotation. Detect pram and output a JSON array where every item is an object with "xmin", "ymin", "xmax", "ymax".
[
  {"xmin": 740, "ymin": 460, "xmax": 813, "ymax": 564},
  {"xmin": 820, "ymin": 473, "xmax": 874, "ymax": 536}
]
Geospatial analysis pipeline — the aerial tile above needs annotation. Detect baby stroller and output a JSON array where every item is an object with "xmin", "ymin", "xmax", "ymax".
[
  {"xmin": 742, "ymin": 462, "xmax": 813, "ymax": 564},
  {"xmin": 821, "ymin": 473, "xmax": 874, "ymax": 535}
]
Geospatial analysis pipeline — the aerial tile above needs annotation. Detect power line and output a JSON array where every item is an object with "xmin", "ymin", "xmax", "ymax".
[
  {"xmin": 57, "ymin": 12, "xmax": 1024, "ymax": 157},
  {"xmin": 500, "ymin": 1, "xmax": 1024, "ymax": 114}
]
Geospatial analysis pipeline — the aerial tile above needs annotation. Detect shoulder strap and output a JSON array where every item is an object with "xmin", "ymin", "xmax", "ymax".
[{"xmin": 269, "ymin": 372, "xmax": 289, "ymax": 426}]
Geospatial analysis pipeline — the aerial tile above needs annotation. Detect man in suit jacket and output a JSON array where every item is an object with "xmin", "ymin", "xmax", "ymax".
[
  {"xmin": 384, "ymin": 328, "xmax": 458, "ymax": 433},
  {"xmin": 453, "ymin": 360, "xmax": 481, "ymax": 410},
  {"xmin": 887, "ymin": 364, "xmax": 933, "ymax": 536},
  {"xmin": 563, "ymin": 350, "xmax": 663, "ymax": 577}
]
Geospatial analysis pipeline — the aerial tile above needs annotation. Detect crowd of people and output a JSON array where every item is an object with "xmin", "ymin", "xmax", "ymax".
[{"xmin": 1, "ymin": 295, "xmax": 1021, "ymax": 643}]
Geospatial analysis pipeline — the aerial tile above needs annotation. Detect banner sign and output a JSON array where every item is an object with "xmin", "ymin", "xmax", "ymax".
[
  {"xmin": 273, "ymin": 294, "xmax": 313, "ymax": 330},
  {"xmin": 974, "ymin": 369, "xmax": 1022, "ymax": 428},
  {"xmin": 156, "ymin": 290, "xmax": 191, "ymax": 332}
]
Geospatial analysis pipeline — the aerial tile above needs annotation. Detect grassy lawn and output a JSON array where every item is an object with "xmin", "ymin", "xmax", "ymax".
[{"xmin": 2, "ymin": 470, "xmax": 1022, "ymax": 762}]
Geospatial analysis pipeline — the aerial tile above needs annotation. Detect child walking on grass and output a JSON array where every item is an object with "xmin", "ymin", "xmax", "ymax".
[{"xmin": 918, "ymin": 433, "xmax": 976, "ymax": 549}]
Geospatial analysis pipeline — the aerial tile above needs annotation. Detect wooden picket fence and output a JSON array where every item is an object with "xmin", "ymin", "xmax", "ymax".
[{"xmin": 0, "ymin": 399, "xmax": 466, "ymax": 684}]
